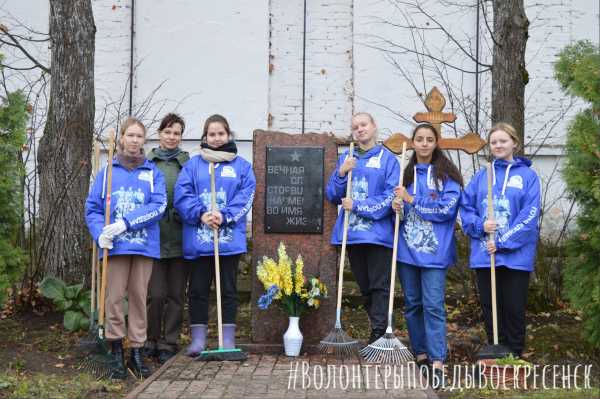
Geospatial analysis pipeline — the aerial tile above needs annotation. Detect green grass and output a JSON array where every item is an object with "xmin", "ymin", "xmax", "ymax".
[{"xmin": 0, "ymin": 371, "xmax": 124, "ymax": 399}]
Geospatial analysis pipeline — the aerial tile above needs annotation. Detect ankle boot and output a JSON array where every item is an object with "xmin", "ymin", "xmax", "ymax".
[
  {"xmin": 127, "ymin": 347, "xmax": 151, "ymax": 379},
  {"xmin": 109, "ymin": 340, "xmax": 127, "ymax": 380},
  {"xmin": 185, "ymin": 324, "xmax": 207, "ymax": 357},
  {"xmin": 222, "ymin": 324, "xmax": 237, "ymax": 349}
]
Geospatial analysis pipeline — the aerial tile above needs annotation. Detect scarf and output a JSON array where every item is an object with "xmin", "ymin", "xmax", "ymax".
[
  {"xmin": 116, "ymin": 144, "xmax": 146, "ymax": 171},
  {"xmin": 153, "ymin": 147, "xmax": 182, "ymax": 161},
  {"xmin": 198, "ymin": 141, "xmax": 237, "ymax": 163}
]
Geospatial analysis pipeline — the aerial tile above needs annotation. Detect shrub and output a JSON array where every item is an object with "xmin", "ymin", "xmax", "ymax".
[
  {"xmin": 555, "ymin": 40, "xmax": 600, "ymax": 349},
  {"xmin": 0, "ymin": 86, "xmax": 28, "ymax": 307},
  {"xmin": 39, "ymin": 276, "xmax": 91, "ymax": 331}
]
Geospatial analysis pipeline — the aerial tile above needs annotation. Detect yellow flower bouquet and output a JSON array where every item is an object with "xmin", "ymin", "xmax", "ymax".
[{"xmin": 256, "ymin": 242, "xmax": 328, "ymax": 317}]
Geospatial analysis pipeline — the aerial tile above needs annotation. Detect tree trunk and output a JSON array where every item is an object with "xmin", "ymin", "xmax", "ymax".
[
  {"xmin": 492, "ymin": 0, "xmax": 529, "ymax": 152},
  {"xmin": 37, "ymin": 0, "xmax": 96, "ymax": 283}
]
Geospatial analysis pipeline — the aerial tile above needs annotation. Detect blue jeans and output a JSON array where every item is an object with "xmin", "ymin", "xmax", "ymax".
[{"xmin": 397, "ymin": 262, "xmax": 447, "ymax": 362}]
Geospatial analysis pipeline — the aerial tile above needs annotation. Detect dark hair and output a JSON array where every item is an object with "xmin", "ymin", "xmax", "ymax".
[
  {"xmin": 201, "ymin": 114, "xmax": 234, "ymax": 142},
  {"xmin": 158, "ymin": 113, "xmax": 185, "ymax": 134},
  {"xmin": 403, "ymin": 123, "xmax": 464, "ymax": 189}
]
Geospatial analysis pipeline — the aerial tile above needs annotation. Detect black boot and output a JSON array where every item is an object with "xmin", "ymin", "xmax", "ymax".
[
  {"xmin": 127, "ymin": 347, "xmax": 151, "ymax": 379},
  {"xmin": 368, "ymin": 329, "xmax": 385, "ymax": 344},
  {"xmin": 109, "ymin": 340, "xmax": 127, "ymax": 380}
]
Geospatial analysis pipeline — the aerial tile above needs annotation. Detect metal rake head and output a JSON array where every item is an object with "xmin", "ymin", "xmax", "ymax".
[
  {"xmin": 79, "ymin": 352, "xmax": 121, "ymax": 379},
  {"xmin": 318, "ymin": 327, "xmax": 361, "ymax": 358},
  {"xmin": 360, "ymin": 333, "xmax": 414, "ymax": 364}
]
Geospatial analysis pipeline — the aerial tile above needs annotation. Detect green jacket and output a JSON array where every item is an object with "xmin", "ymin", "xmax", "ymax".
[{"xmin": 147, "ymin": 148, "xmax": 190, "ymax": 258}]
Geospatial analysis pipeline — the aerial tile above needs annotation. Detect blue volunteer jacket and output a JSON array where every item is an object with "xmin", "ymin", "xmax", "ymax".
[
  {"xmin": 174, "ymin": 155, "xmax": 256, "ymax": 258},
  {"xmin": 326, "ymin": 145, "xmax": 400, "ymax": 248},
  {"xmin": 85, "ymin": 158, "xmax": 167, "ymax": 259},
  {"xmin": 397, "ymin": 164, "xmax": 461, "ymax": 268},
  {"xmin": 460, "ymin": 157, "xmax": 541, "ymax": 271}
]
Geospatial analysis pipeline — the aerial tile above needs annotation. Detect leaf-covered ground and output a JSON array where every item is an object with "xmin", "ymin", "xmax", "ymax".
[{"xmin": 1, "ymin": 261, "xmax": 598, "ymax": 398}]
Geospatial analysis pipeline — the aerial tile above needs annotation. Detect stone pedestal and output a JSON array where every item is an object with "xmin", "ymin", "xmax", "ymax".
[{"xmin": 251, "ymin": 130, "xmax": 339, "ymax": 345}]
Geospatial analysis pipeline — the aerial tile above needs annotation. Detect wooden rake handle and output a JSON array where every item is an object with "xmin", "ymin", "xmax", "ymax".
[
  {"xmin": 210, "ymin": 162, "xmax": 224, "ymax": 349},
  {"xmin": 335, "ymin": 142, "xmax": 354, "ymax": 320},
  {"xmin": 90, "ymin": 141, "xmax": 101, "ymax": 317},
  {"xmin": 387, "ymin": 142, "xmax": 407, "ymax": 321},
  {"xmin": 98, "ymin": 130, "xmax": 116, "ymax": 329},
  {"xmin": 486, "ymin": 162, "xmax": 499, "ymax": 345}
]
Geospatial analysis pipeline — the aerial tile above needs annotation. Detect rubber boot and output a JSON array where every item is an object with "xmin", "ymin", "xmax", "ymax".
[
  {"xmin": 109, "ymin": 340, "xmax": 127, "ymax": 380},
  {"xmin": 185, "ymin": 324, "xmax": 207, "ymax": 357},
  {"xmin": 222, "ymin": 324, "xmax": 237, "ymax": 350},
  {"xmin": 127, "ymin": 347, "xmax": 151, "ymax": 379}
]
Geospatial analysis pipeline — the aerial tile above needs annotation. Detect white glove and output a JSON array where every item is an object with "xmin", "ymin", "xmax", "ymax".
[
  {"xmin": 98, "ymin": 233, "xmax": 114, "ymax": 249},
  {"xmin": 102, "ymin": 219, "xmax": 127, "ymax": 238}
]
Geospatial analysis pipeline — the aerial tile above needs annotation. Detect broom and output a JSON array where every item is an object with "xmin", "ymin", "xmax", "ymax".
[
  {"xmin": 80, "ymin": 131, "xmax": 124, "ymax": 378},
  {"xmin": 197, "ymin": 162, "xmax": 247, "ymax": 362},
  {"xmin": 360, "ymin": 142, "xmax": 413, "ymax": 364},
  {"xmin": 318, "ymin": 142, "xmax": 360, "ymax": 358},
  {"xmin": 476, "ymin": 163, "xmax": 511, "ymax": 360},
  {"xmin": 79, "ymin": 140, "xmax": 102, "ymax": 353}
]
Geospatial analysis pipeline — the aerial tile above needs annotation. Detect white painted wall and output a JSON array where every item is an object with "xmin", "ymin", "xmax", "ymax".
[{"xmin": 2, "ymin": 0, "xmax": 599, "ymax": 236}]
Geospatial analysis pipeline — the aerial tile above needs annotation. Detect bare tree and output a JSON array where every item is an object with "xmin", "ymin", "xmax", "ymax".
[
  {"xmin": 491, "ymin": 0, "xmax": 529, "ymax": 149},
  {"xmin": 36, "ymin": 0, "xmax": 95, "ymax": 283}
]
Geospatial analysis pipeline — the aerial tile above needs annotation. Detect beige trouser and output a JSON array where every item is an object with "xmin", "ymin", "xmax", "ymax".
[{"xmin": 105, "ymin": 255, "xmax": 153, "ymax": 347}]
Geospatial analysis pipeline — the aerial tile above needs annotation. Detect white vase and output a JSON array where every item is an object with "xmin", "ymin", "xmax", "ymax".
[{"xmin": 283, "ymin": 316, "xmax": 303, "ymax": 356}]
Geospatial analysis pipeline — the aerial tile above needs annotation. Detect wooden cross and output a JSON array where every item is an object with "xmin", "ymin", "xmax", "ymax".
[{"xmin": 384, "ymin": 86, "xmax": 486, "ymax": 155}]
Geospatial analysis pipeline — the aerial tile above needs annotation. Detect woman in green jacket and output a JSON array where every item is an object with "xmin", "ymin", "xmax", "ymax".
[{"xmin": 144, "ymin": 113, "xmax": 190, "ymax": 364}]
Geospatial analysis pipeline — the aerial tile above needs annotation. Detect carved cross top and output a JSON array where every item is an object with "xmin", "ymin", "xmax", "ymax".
[
  {"xmin": 413, "ymin": 86, "xmax": 457, "ymax": 135},
  {"xmin": 384, "ymin": 87, "xmax": 486, "ymax": 155}
]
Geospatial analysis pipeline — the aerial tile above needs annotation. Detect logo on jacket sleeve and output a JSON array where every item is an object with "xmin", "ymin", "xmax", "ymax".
[
  {"xmin": 507, "ymin": 175, "xmax": 523, "ymax": 190},
  {"xmin": 221, "ymin": 165, "xmax": 237, "ymax": 178}
]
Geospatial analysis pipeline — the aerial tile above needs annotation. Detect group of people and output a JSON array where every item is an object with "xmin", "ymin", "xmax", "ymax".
[
  {"xmin": 85, "ymin": 113, "xmax": 255, "ymax": 379},
  {"xmin": 85, "ymin": 111, "xmax": 540, "ymax": 383},
  {"xmin": 328, "ymin": 113, "xmax": 540, "ymax": 385}
]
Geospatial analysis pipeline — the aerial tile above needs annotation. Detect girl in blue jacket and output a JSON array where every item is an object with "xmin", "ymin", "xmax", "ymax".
[
  {"xmin": 86, "ymin": 117, "xmax": 167, "ymax": 379},
  {"xmin": 174, "ymin": 114, "xmax": 256, "ymax": 356},
  {"xmin": 460, "ymin": 122, "xmax": 541, "ymax": 357},
  {"xmin": 326, "ymin": 112, "xmax": 400, "ymax": 343},
  {"xmin": 392, "ymin": 123, "xmax": 462, "ymax": 384}
]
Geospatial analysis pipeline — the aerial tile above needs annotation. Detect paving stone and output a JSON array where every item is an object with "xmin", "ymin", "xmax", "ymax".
[{"xmin": 130, "ymin": 355, "xmax": 436, "ymax": 399}]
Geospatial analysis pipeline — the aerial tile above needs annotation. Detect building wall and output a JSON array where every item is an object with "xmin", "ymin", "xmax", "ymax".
[{"xmin": 3, "ymin": 0, "xmax": 600, "ymax": 236}]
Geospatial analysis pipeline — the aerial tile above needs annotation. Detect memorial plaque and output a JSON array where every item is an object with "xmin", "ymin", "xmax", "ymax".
[
  {"xmin": 265, "ymin": 146, "xmax": 324, "ymax": 234},
  {"xmin": 252, "ymin": 130, "xmax": 338, "ymax": 347}
]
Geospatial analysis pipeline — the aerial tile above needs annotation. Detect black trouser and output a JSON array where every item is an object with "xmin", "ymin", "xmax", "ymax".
[
  {"xmin": 476, "ymin": 266, "xmax": 530, "ymax": 356},
  {"xmin": 189, "ymin": 255, "xmax": 240, "ymax": 325},
  {"xmin": 146, "ymin": 257, "xmax": 190, "ymax": 352},
  {"xmin": 347, "ymin": 244, "xmax": 392, "ymax": 332}
]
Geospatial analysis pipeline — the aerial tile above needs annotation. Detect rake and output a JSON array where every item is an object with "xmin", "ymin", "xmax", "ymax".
[
  {"xmin": 476, "ymin": 163, "xmax": 511, "ymax": 360},
  {"xmin": 319, "ymin": 142, "xmax": 360, "ymax": 358},
  {"xmin": 197, "ymin": 162, "xmax": 247, "ymax": 362},
  {"xmin": 78, "ymin": 140, "xmax": 102, "ymax": 354},
  {"xmin": 79, "ymin": 130, "xmax": 125, "ymax": 378},
  {"xmin": 360, "ymin": 142, "xmax": 413, "ymax": 364}
]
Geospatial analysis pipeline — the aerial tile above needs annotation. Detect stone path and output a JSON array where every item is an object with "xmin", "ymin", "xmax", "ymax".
[{"xmin": 127, "ymin": 354, "xmax": 438, "ymax": 398}]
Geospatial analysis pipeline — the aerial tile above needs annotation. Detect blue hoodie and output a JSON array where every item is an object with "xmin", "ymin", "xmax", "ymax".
[
  {"xmin": 460, "ymin": 157, "xmax": 541, "ymax": 271},
  {"xmin": 326, "ymin": 145, "xmax": 400, "ymax": 248},
  {"xmin": 174, "ymin": 155, "xmax": 256, "ymax": 258},
  {"xmin": 86, "ymin": 158, "xmax": 167, "ymax": 259},
  {"xmin": 397, "ymin": 164, "xmax": 461, "ymax": 268}
]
